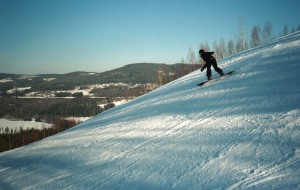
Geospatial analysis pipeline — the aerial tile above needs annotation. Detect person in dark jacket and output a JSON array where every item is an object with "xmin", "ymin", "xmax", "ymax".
[{"xmin": 199, "ymin": 49, "xmax": 224, "ymax": 80}]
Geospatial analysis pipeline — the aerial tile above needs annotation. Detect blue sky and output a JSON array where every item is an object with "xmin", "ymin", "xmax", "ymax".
[{"xmin": 1, "ymin": 0, "xmax": 299, "ymax": 74}]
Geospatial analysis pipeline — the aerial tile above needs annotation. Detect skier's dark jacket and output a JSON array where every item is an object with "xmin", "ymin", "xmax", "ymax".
[{"xmin": 201, "ymin": 52, "xmax": 216, "ymax": 71}]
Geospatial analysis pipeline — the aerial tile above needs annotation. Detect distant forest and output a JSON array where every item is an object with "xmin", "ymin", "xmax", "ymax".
[
  {"xmin": 0, "ymin": 97, "xmax": 114, "ymax": 123},
  {"xmin": 0, "ymin": 117, "xmax": 77, "ymax": 153}
]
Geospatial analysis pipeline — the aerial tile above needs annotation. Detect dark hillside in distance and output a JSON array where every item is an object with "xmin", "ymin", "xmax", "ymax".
[{"xmin": 0, "ymin": 63, "xmax": 198, "ymax": 93}]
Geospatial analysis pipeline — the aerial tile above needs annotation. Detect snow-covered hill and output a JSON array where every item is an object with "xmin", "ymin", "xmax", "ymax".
[{"xmin": 1, "ymin": 32, "xmax": 300, "ymax": 189}]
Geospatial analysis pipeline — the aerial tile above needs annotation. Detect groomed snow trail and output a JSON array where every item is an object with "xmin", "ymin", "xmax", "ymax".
[{"xmin": 0, "ymin": 32, "xmax": 300, "ymax": 189}]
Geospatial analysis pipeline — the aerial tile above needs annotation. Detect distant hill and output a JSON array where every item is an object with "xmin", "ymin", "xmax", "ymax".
[
  {"xmin": 0, "ymin": 63, "xmax": 189, "ymax": 90},
  {"xmin": 99, "ymin": 63, "xmax": 172, "ymax": 83},
  {"xmin": 0, "ymin": 63, "xmax": 195, "ymax": 92},
  {"xmin": 0, "ymin": 63, "xmax": 191, "ymax": 83}
]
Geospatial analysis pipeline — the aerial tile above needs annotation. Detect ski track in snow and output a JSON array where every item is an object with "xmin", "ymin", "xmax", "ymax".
[{"xmin": 0, "ymin": 32, "xmax": 300, "ymax": 189}]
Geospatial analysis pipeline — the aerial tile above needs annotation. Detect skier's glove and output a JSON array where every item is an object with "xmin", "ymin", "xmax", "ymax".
[{"xmin": 201, "ymin": 68, "xmax": 204, "ymax": 72}]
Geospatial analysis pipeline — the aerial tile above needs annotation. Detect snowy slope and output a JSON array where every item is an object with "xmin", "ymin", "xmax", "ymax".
[{"xmin": 1, "ymin": 32, "xmax": 300, "ymax": 190}]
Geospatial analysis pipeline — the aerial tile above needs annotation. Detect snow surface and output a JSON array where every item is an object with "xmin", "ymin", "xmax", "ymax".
[
  {"xmin": 0, "ymin": 119, "xmax": 53, "ymax": 133},
  {"xmin": 0, "ymin": 32, "xmax": 300, "ymax": 189}
]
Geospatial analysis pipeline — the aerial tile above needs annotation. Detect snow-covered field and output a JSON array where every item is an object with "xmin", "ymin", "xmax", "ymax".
[
  {"xmin": 0, "ymin": 119, "xmax": 53, "ymax": 133},
  {"xmin": 0, "ymin": 32, "xmax": 300, "ymax": 189},
  {"xmin": 7, "ymin": 83, "xmax": 155, "ymax": 98},
  {"xmin": 63, "ymin": 117, "xmax": 91, "ymax": 123},
  {"xmin": 98, "ymin": 99, "xmax": 130, "ymax": 108}
]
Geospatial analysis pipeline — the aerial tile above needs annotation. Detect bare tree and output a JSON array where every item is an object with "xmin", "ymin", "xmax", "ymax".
[
  {"xmin": 282, "ymin": 24, "xmax": 289, "ymax": 36},
  {"xmin": 212, "ymin": 38, "xmax": 226, "ymax": 60},
  {"xmin": 187, "ymin": 47, "xmax": 196, "ymax": 65},
  {"xmin": 250, "ymin": 25, "xmax": 260, "ymax": 48},
  {"xmin": 213, "ymin": 40, "xmax": 220, "ymax": 60},
  {"xmin": 262, "ymin": 21, "xmax": 273, "ymax": 44},
  {"xmin": 187, "ymin": 48, "xmax": 197, "ymax": 71},
  {"xmin": 227, "ymin": 39, "xmax": 235, "ymax": 56},
  {"xmin": 218, "ymin": 38, "xmax": 226, "ymax": 59},
  {"xmin": 235, "ymin": 19, "xmax": 249, "ymax": 53},
  {"xmin": 181, "ymin": 58, "xmax": 185, "ymax": 64}
]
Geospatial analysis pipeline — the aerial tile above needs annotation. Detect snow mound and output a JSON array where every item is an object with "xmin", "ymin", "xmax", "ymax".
[{"xmin": 1, "ymin": 32, "xmax": 300, "ymax": 189}]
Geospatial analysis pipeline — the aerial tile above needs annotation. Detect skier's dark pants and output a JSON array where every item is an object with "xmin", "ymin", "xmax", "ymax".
[{"xmin": 206, "ymin": 59, "xmax": 223, "ymax": 78}]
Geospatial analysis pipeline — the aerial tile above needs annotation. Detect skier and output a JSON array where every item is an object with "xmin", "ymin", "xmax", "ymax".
[{"xmin": 199, "ymin": 49, "xmax": 224, "ymax": 80}]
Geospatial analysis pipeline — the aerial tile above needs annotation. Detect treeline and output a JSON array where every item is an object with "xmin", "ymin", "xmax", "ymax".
[
  {"xmin": 0, "ymin": 118, "xmax": 77, "ymax": 153},
  {"xmin": 55, "ymin": 92, "xmax": 83, "ymax": 98},
  {"xmin": 90, "ymin": 85, "xmax": 151, "ymax": 98},
  {"xmin": 40, "ymin": 98, "xmax": 114, "ymax": 122},
  {"xmin": 0, "ymin": 97, "xmax": 114, "ymax": 123},
  {"xmin": 184, "ymin": 20, "xmax": 300, "ymax": 64},
  {"xmin": 157, "ymin": 21, "xmax": 300, "ymax": 86}
]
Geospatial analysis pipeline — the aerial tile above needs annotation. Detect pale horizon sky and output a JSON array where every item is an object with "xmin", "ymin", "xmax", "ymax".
[{"xmin": 1, "ymin": 0, "xmax": 300, "ymax": 74}]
